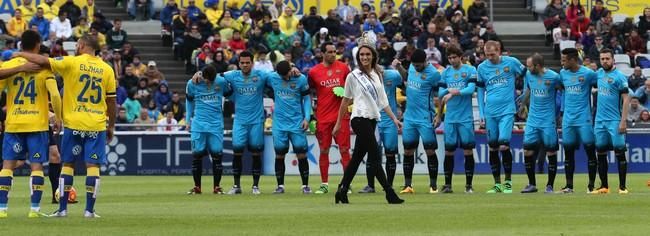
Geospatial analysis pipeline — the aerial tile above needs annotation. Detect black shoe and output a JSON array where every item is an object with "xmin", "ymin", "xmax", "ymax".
[
  {"xmin": 51, "ymin": 198, "xmax": 58, "ymax": 204},
  {"xmin": 358, "ymin": 185, "xmax": 376, "ymax": 193},
  {"xmin": 441, "ymin": 185, "xmax": 453, "ymax": 193},
  {"xmin": 385, "ymin": 188, "xmax": 404, "ymax": 204},
  {"xmin": 335, "ymin": 184, "xmax": 349, "ymax": 204}
]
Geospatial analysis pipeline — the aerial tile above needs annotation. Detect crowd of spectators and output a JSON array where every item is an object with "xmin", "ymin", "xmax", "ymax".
[
  {"xmin": 543, "ymin": 0, "xmax": 649, "ymax": 65},
  {"xmin": 163, "ymin": 0, "xmax": 501, "ymax": 76}
]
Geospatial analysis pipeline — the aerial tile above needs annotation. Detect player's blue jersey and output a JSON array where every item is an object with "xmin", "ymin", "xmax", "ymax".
[
  {"xmin": 477, "ymin": 56, "xmax": 525, "ymax": 118},
  {"xmin": 559, "ymin": 66, "xmax": 597, "ymax": 126},
  {"xmin": 595, "ymin": 68, "xmax": 628, "ymax": 122},
  {"xmin": 186, "ymin": 76, "xmax": 230, "ymax": 132},
  {"xmin": 404, "ymin": 63, "xmax": 440, "ymax": 124},
  {"xmin": 224, "ymin": 69, "xmax": 271, "ymax": 124},
  {"xmin": 525, "ymin": 69, "xmax": 561, "ymax": 128},
  {"xmin": 379, "ymin": 69, "xmax": 402, "ymax": 127},
  {"xmin": 266, "ymin": 73, "xmax": 310, "ymax": 131},
  {"xmin": 440, "ymin": 64, "xmax": 477, "ymax": 123}
]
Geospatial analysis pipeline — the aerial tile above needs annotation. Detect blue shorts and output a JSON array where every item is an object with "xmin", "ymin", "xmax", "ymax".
[
  {"xmin": 444, "ymin": 122, "xmax": 476, "ymax": 151},
  {"xmin": 273, "ymin": 129, "xmax": 308, "ymax": 155},
  {"xmin": 61, "ymin": 128, "xmax": 107, "ymax": 165},
  {"xmin": 523, "ymin": 126, "xmax": 559, "ymax": 151},
  {"xmin": 2, "ymin": 132, "xmax": 49, "ymax": 163},
  {"xmin": 402, "ymin": 120, "xmax": 437, "ymax": 150},
  {"xmin": 232, "ymin": 122, "xmax": 264, "ymax": 153},
  {"xmin": 594, "ymin": 121, "xmax": 626, "ymax": 152},
  {"xmin": 561, "ymin": 125, "xmax": 595, "ymax": 150},
  {"xmin": 191, "ymin": 130, "xmax": 223, "ymax": 155},
  {"xmin": 486, "ymin": 114, "xmax": 514, "ymax": 148},
  {"xmin": 378, "ymin": 124, "xmax": 398, "ymax": 154}
]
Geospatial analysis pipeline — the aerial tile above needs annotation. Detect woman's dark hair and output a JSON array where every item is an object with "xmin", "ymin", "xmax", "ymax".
[
  {"xmin": 355, "ymin": 45, "xmax": 383, "ymax": 82},
  {"xmin": 213, "ymin": 50, "xmax": 225, "ymax": 62}
]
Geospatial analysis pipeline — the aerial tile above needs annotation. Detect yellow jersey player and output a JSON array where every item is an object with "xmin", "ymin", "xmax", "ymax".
[
  {"xmin": 0, "ymin": 30, "xmax": 63, "ymax": 218},
  {"xmin": 16, "ymin": 34, "xmax": 117, "ymax": 218}
]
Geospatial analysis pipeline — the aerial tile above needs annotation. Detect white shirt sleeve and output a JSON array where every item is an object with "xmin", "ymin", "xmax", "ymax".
[{"xmin": 343, "ymin": 73, "xmax": 356, "ymax": 99}]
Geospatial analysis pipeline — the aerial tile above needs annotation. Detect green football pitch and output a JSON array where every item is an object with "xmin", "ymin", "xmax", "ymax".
[{"xmin": 1, "ymin": 174, "xmax": 648, "ymax": 235}]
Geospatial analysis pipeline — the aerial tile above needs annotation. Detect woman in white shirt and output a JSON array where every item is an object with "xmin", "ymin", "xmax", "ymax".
[{"xmin": 332, "ymin": 42, "xmax": 404, "ymax": 204}]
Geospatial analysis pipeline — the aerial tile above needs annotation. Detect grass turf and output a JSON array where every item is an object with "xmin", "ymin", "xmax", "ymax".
[{"xmin": 1, "ymin": 174, "xmax": 648, "ymax": 235}]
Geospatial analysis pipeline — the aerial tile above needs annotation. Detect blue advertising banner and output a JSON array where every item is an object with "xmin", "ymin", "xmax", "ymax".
[
  {"xmin": 267, "ymin": 133, "xmax": 650, "ymax": 175},
  {"xmin": 9, "ymin": 132, "xmax": 650, "ymax": 176},
  {"xmin": 10, "ymin": 132, "xmax": 253, "ymax": 176}
]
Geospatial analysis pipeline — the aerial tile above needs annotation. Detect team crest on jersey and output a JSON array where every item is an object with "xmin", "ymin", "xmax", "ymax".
[
  {"xmin": 12, "ymin": 143, "xmax": 22, "ymax": 153},
  {"xmin": 578, "ymin": 77, "xmax": 585, "ymax": 82},
  {"xmin": 72, "ymin": 145, "xmax": 82, "ymax": 156},
  {"xmin": 504, "ymin": 67, "xmax": 510, "ymax": 73},
  {"xmin": 290, "ymin": 83, "xmax": 296, "ymax": 89},
  {"xmin": 461, "ymin": 72, "xmax": 467, "ymax": 78},
  {"xmin": 327, "ymin": 70, "xmax": 333, "ymax": 76},
  {"xmin": 607, "ymin": 78, "xmax": 613, "ymax": 84},
  {"xmin": 421, "ymin": 73, "xmax": 427, "ymax": 80}
]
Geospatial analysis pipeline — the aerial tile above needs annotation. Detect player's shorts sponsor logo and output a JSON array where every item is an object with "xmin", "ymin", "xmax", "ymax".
[
  {"xmin": 504, "ymin": 67, "xmax": 510, "ymax": 73},
  {"xmin": 72, "ymin": 145, "xmax": 82, "ymax": 156},
  {"xmin": 12, "ymin": 143, "xmax": 22, "ymax": 153},
  {"xmin": 72, "ymin": 130, "xmax": 99, "ymax": 139}
]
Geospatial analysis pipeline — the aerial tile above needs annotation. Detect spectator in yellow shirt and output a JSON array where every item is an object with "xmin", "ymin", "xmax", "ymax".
[
  {"xmin": 131, "ymin": 55, "xmax": 148, "ymax": 77},
  {"xmin": 83, "ymin": 0, "xmax": 96, "ymax": 23},
  {"xmin": 17, "ymin": 0, "xmax": 36, "ymax": 21},
  {"xmin": 7, "ymin": 9, "xmax": 28, "ymax": 37},
  {"xmin": 278, "ymin": 7, "xmax": 298, "ymax": 36},
  {"xmin": 206, "ymin": 1, "xmax": 225, "ymax": 26},
  {"xmin": 90, "ymin": 27, "xmax": 106, "ymax": 48},
  {"xmin": 37, "ymin": 0, "xmax": 59, "ymax": 20},
  {"xmin": 73, "ymin": 17, "xmax": 90, "ymax": 40}
]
